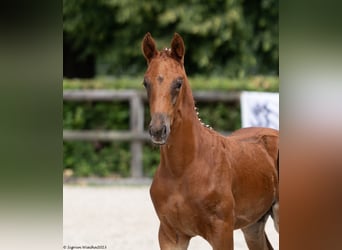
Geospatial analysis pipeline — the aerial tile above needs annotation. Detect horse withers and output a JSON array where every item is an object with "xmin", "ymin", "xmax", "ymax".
[{"xmin": 142, "ymin": 32, "xmax": 279, "ymax": 250}]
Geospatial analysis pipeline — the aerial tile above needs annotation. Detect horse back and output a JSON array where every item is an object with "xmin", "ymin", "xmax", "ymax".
[{"xmin": 229, "ymin": 127, "xmax": 279, "ymax": 162}]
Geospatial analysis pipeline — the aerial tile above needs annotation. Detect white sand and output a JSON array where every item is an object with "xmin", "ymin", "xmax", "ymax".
[{"xmin": 63, "ymin": 184, "xmax": 278, "ymax": 250}]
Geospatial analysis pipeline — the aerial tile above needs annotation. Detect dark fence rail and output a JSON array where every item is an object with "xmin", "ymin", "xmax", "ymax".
[{"xmin": 63, "ymin": 90, "xmax": 240, "ymax": 178}]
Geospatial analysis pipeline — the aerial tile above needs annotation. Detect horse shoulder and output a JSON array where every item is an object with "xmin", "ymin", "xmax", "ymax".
[{"xmin": 229, "ymin": 127, "xmax": 279, "ymax": 161}]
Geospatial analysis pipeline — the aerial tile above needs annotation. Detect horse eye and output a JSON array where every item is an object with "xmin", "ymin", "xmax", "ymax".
[
  {"xmin": 175, "ymin": 79, "xmax": 183, "ymax": 90},
  {"xmin": 142, "ymin": 80, "xmax": 148, "ymax": 88}
]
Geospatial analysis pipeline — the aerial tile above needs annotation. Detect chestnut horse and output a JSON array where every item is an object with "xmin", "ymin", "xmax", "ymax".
[{"xmin": 142, "ymin": 33, "xmax": 279, "ymax": 250}]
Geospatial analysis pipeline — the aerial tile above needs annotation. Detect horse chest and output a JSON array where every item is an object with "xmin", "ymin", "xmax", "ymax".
[
  {"xmin": 151, "ymin": 184, "xmax": 197, "ymax": 234},
  {"xmin": 151, "ymin": 178, "xmax": 226, "ymax": 237}
]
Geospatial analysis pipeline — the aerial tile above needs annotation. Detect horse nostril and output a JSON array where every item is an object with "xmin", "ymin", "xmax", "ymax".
[
  {"xmin": 148, "ymin": 125, "xmax": 153, "ymax": 136},
  {"xmin": 162, "ymin": 125, "xmax": 167, "ymax": 136}
]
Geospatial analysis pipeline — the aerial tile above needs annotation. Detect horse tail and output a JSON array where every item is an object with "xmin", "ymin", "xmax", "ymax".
[
  {"xmin": 271, "ymin": 148, "xmax": 280, "ymax": 233},
  {"xmin": 276, "ymin": 148, "xmax": 279, "ymax": 182}
]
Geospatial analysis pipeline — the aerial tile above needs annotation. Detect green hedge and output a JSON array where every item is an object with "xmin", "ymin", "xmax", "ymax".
[
  {"xmin": 64, "ymin": 75, "xmax": 279, "ymax": 91},
  {"xmin": 63, "ymin": 77, "xmax": 278, "ymax": 177}
]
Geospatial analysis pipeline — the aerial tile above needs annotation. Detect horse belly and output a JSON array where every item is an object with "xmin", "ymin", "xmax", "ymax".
[
  {"xmin": 233, "ymin": 191, "xmax": 275, "ymax": 229},
  {"xmin": 232, "ymin": 159, "xmax": 277, "ymax": 229}
]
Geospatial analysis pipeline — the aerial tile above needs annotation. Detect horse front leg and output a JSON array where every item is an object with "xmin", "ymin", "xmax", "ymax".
[
  {"xmin": 241, "ymin": 213, "xmax": 274, "ymax": 250},
  {"xmin": 205, "ymin": 218, "xmax": 234, "ymax": 250},
  {"xmin": 158, "ymin": 223, "xmax": 190, "ymax": 250}
]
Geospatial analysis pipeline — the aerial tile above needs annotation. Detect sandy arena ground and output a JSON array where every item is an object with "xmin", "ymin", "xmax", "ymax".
[{"xmin": 63, "ymin": 183, "xmax": 278, "ymax": 250}]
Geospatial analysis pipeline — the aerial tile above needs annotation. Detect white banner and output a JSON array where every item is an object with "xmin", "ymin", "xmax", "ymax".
[{"xmin": 240, "ymin": 91, "xmax": 279, "ymax": 130}]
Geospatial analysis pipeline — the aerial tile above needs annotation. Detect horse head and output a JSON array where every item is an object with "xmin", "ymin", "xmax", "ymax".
[{"xmin": 142, "ymin": 32, "xmax": 187, "ymax": 145}]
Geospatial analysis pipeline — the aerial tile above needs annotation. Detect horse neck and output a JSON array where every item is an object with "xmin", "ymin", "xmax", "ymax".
[{"xmin": 159, "ymin": 80, "xmax": 202, "ymax": 177}]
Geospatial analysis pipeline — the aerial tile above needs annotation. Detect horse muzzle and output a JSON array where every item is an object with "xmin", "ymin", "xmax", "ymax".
[{"xmin": 148, "ymin": 113, "xmax": 170, "ymax": 145}]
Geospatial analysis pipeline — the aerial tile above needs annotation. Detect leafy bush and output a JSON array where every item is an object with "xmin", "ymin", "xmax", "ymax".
[
  {"xmin": 143, "ymin": 143, "xmax": 160, "ymax": 178},
  {"xmin": 64, "ymin": 101, "xmax": 129, "ymax": 130},
  {"xmin": 196, "ymin": 102, "xmax": 241, "ymax": 131},
  {"xmin": 64, "ymin": 141, "xmax": 131, "ymax": 177}
]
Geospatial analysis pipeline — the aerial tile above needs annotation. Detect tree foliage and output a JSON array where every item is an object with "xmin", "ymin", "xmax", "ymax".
[
  {"xmin": 63, "ymin": 0, "xmax": 117, "ymax": 56},
  {"xmin": 64, "ymin": 0, "xmax": 278, "ymax": 76}
]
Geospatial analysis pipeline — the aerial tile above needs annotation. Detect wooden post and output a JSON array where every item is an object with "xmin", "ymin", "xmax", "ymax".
[{"xmin": 129, "ymin": 94, "xmax": 144, "ymax": 178}]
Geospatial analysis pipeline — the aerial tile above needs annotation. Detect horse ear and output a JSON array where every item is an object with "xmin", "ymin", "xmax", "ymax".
[
  {"xmin": 142, "ymin": 32, "xmax": 158, "ymax": 64},
  {"xmin": 170, "ymin": 33, "xmax": 185, "ymax": 64}
]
